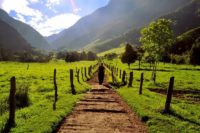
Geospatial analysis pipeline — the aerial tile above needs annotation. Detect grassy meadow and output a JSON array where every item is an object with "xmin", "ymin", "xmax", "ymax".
[
  {"xmin": 105, "ymin": 59, "xmax": 200, "ymax": 132},
  {"xmin": 0, "ymin": 60, "xmax": 97, "ymax": 132},
  {"xmin": 0, "ymin": 58, "xmax": 199, "ymax": 133}
]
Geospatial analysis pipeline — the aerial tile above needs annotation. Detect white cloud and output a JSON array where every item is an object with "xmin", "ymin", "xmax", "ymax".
[
  {"xmin": 28, "ymin": 0, "xmax": 39, "ymax": 4},
  {"xmin": 35, "ymin": 13, "xmax": 81, "ymax": 36},
  {"xmin": 46, "ymin": 0, "xmax": 61, "ymax": 9},
  {"xmin": 1, "ymin": 0, "xmax": 81, "ymax": 36},
  {"xmin": 2, "ymin": 0, "xmax": 42, "ymax": 17},
  {"xmin": 14, "ymin": 13, "xmax": 26, "ymax": 23}
]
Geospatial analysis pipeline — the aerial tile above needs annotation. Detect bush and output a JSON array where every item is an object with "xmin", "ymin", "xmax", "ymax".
[
  {"xmin": 190, "ymin": 38, "xmax": 200, "ymax": 65},
  {"xmin": 15, "ymin": 83, "xmax": 31, "ymax": 108}
]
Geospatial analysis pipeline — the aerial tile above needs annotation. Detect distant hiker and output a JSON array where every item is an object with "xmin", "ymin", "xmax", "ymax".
[{"xmin": 98, "ymin": 63, "xmax": 105, "ymax": 85}]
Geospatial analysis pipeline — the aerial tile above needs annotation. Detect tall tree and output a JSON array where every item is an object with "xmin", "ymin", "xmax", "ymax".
[
  {"xmin": 121, "ymin": 43, "xmax": 138, "ymax": 69},
  {"xmin": 140, "ymin": 19, "xmax": 174, "ymax": 82}
]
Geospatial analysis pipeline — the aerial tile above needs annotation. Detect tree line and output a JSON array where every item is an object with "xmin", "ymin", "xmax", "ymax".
[
  {"xmin": 0, "ymin": 48, "xmax": 52, "ymax": 62},
  {"xmin": 105, "ymin": 18, "xmax": 200, "ymax": 82},
  {"xmin": 57, "ymin": 51, "xmax": 97, "ymax": 62},
  {"xmin": 107, "ymin": 19, "xmax": 200, "ymax": 69}
]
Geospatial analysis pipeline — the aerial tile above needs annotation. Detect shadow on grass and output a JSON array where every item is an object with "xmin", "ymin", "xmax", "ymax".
[
  {"xmin": 175, "ymin": 68, "xmax": 200, "ymax": 71},
  {"xmin": 3, "ymin": 120, "xmax": 15, "ymax": 133},
  {"xmin": 130, "ymin": 68, "xmax": 173, "ymax": 72},
  {"xmin": 162, "ymin": 110, "xmax": 200, "ymax": 126}
]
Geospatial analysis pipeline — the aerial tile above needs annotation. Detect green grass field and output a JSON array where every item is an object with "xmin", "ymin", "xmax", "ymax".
[
  {"xmin": 0, "ymin": 60, "xmax": 97, "ymax": 132},
  {"xmin": 105, "ymin": 59, "xmax": 200, "ymax": 132},
  {"xmin": 0, "ymin": 59, "xmax": 200, "ymax": 132}
]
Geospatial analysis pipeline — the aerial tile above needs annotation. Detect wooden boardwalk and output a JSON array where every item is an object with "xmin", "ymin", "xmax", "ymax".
[{"xmin": 57, "ymin": 84, "xmax": 147, "ymax": 133}]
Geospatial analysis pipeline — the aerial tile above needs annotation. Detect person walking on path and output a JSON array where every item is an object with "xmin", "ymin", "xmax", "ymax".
[{"xmin": 98, "ymin": 63, "xmax": 105, "ymax": 85}]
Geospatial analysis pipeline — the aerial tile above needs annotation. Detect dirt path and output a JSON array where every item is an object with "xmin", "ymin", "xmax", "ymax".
[{"xmin": 57, "ymin": 72, "xmax": 147, "ymax": 133}]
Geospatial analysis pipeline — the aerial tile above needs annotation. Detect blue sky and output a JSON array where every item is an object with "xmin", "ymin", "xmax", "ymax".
[{"xmin": 0, "ymin": 0, "xmax": 109, "ymax": 36}]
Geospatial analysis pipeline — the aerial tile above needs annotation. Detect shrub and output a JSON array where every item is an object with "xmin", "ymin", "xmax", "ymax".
[
  {"xmin": 190, "ymin": 38, "xmax": 200, "ymax": 65},
  {"xmin": 15, "ymin": 83, "xmax": 31, "ymax": 108}
]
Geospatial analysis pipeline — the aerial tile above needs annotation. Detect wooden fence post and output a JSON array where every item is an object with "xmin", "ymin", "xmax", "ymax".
[
  {"xmin": 128, "ymin": 72, "xmax": 133, "ymax": 87},
  {"xmin": 120, "ymin": 70, "xmax": 122, "ymax": 79},
  {"xmin": 164, "ymin": 77, "xmax": 174, "ymax": 113},
  {"xmin": 27, "ymin": 64, "xmax": 29, "ymax": 70},
  {"xmin": 70, "ymin": 69, "xmax": 76, "ymax": 95},
  {"xmin": 139, "ymin": 73, "xmax": 144, "ymax": 95},
  {"xmin": 8, "ymin": 76, "xmax": 16, "ymax": 126},
  {"xmin": 122, "ymin": 70, "xmax": 126, "ymax": 85},
  {"xmin": 112, "ymin": 71, "xmax": 115, "ymax": 84},
  {"xmin": 53, "ymin": 69, "xmax": 58, "ymax": 110},
  {"xmin": 77, "ymin": 69, "xmax": 80, "ymax": 83},
  {"xmin": 84, "ymin": 67, "xmax": 87, "ymax": 79},
  {"xmin": 88, "ymin": 66, "xmax": 91, "ymax": 77},
  {"xmin": 81, "ymin": 67, "xmax": 84, "ymax": 81}
]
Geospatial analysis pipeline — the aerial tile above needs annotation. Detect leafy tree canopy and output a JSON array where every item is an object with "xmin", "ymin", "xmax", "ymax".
[{"xmin": 140, "ymin": 19, "xmax": 174, "ymax": 62}]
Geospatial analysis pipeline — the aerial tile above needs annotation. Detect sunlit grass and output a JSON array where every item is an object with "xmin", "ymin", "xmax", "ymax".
[
  {"xmin": 0, "ymin": 60, "xmax": 97, "ymax": 132},
  {"xmin": 105, "ymin": 59, "xmax": 200, "ymax": 132}
]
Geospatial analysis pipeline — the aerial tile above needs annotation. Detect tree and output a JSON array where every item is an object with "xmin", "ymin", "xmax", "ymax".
[
  {"xmin": 140, "ymin": 19, "xmax": 174, "ymax": 82},
  {"xmin": 121, "ymin": 43, "xmax": 138, "ymax": 69},
  {"xmin": 190, "ymin": 38, "xmax": 200, "ymax": 65}
]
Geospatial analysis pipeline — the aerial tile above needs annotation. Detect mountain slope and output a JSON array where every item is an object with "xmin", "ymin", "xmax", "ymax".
[
  {"xmin": 0, "ymin": 20, "xmax": 32, "ymax": 51},
  {"xmin": 49, "ymin": 0, "xmax": 189, "ymax": 50},
  {"xmin": 87, "ymin": 0, "xmax": 200, "ymax": 53},
  {"xmin": 163, "ymin": 0, "xmax": 200, "ymax": 35},
  {"xmin": 171, "ymin": 26, "xmax": 200, "ymax": 55},
  {"xmin": 0, "ymin": 9, "xmax": 50, "ymax": 50}
]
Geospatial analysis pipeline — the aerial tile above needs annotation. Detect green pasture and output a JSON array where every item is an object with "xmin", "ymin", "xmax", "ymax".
[
  {"xmin": 0, "ymin": 60, "xmax": 97, "ymax": 132},
  {"xmin": 105, "ymin": 59, "xmax": 200, "ymax": 132}
]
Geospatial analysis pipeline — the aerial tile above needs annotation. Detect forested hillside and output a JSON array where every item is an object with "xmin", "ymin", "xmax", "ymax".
[{"xmin": 48, "ymin": 0, "xmax": 189, "ymax": 51}]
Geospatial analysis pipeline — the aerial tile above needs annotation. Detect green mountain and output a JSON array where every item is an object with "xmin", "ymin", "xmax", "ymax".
[
  {"xmin": 87, "ymin": 0, "xmax": 200, "ymax": 53},
  {"xmin": 0, "ymin": 9, "xmax": 50, "ymax": 50},
  {"xmin": 0, "ymin": 20, "xmax": 32, "ymax": 51},
  {"xmin": 171, "ymin": 27, "xmax": 200, "ymax": 55},
  {"xmin": 163, "ymin": 0, "xmax": 200, "ymax": 35},
  {"xmin": 49, "ymin": 0, "xmax": 189, "ymax": 51}
]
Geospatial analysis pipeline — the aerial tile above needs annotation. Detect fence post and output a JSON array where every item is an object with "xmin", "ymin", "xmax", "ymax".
[
  {"xmin": 77, "ymin": 69, "xmax": 80, "ymax": 83},
  {"xmin": 80, "ymin": 67, "xmax": 84, "ymax": 81},
  {"xmin": 84, "ymin": 67, "xmax": 87, "ymax": 80},
  {"xmin": 53, "ymin": 69, "xmax": 58, "ymax": 110},
  {"xmin": 164, "ymin": 77, "xmax": 174, "ymax": 113},
  {"xmin": 88, "ymin": 66, "xmax": 91, "ymax": 77},
  {"xmin": 128, "ymin": 72, "xmax": 133, "ymax": 87},
  {"xmin": 8, "ymin": 76, "xmax": 16, "ymax": 126},
  {"xmin": 122, "ymin": 70, "xmax": 126, "ymax": 85},
  {"xmin": 139, "ymin": 73, "xmax": 144, "ymax": 95},
  {"xmin": 70, "ymin": 69, "xmax": 76, "ymax": 95},
  {"xmin": 120, "ymin": 70, "xmax": 122, "ymax": 79},
  {"xmin": 112, "ymin": 71, "xmax": 115, "ymax": 84},
  {"xmin": 27, "ymin": 64, "xmax": 29, "ymax": 70}
]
